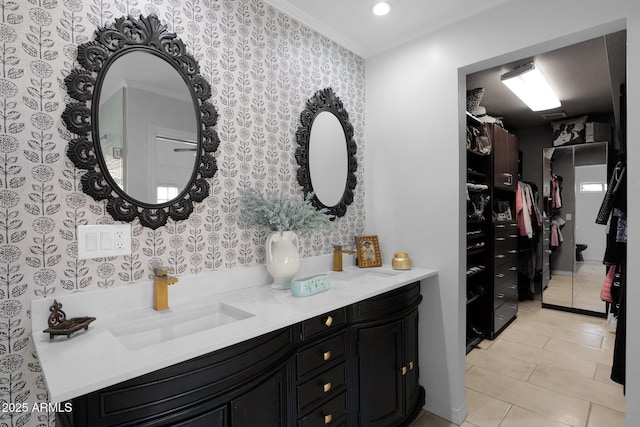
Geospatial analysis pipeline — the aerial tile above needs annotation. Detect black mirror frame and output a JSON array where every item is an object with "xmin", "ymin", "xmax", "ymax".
[
  {"xmin": 295, "ymin": 87, "xmax": 357, "ymax": 219},
  {"xmin": 62, "ymin": 14, "xmax": 219, "ymax": 229}
]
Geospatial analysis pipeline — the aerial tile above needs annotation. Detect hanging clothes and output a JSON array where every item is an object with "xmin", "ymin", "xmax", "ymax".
[
  {"xmin": 516, "ymin": 182, "xmax": 533, "ymax": 238},
  {"xmin": 551, "ymin": 175, "xmax": 563, "ymax": 209},
  {"xmin": 594, "ymin": 154, "xmax": 626, "ymax": 388},
  {"xmin": 596, "ymin": 160, "xmax": 626, "ymax": 224}
]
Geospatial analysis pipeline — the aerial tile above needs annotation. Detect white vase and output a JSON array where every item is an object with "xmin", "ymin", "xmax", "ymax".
[{"xmin": 266, "ymin": 230, "xmax": 300, "ymax": 289}]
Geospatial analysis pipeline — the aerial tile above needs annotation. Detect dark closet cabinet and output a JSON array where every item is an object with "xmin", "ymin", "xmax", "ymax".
[
  {"xmin": 466, "ymin": 116, "xmax": 519, "ymax": 349},
  {"xmin": 60, "ymin": 283, "xmax": 424, "ymax": 427}
]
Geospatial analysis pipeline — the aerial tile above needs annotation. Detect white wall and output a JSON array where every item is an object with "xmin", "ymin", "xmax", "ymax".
[{"xmin": 365, "ymin": 0, "xmax": 639, "ymax": 424}]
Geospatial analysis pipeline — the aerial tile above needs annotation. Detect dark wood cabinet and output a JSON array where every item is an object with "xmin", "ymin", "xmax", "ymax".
[
  {"xmin": 492, "ymin": 125, "xmax": 518, "ymax": 191},
  {"xmin": 350, "ymin": 282, "xmax": 424, "ymax": 427},
  {"xmin": 466, "ymin": 117, "xmax": 518, "ymax": 348},
  {"xmin": 60, "ymin": 283, "xmax": 423, "ymax": 427}
]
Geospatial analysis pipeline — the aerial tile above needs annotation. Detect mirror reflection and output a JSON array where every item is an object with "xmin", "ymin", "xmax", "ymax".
[
  {"xmin": 542, "ymin": 142, "xmax": 608, "ymax": 314},
  {"xmin": 308, "ymin": 111, "xmax": 348, "ymax": 207},
  {"xmin": 98, "ymin": 51, "xmax": 198, "ymax": 205}
]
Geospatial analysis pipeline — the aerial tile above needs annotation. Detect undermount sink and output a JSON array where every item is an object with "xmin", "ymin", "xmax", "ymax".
[
  {"xmin": 329, "ymin": 269, "xmax": 401, "ymax": 283},
  {"xmin": 110, "ymin": 302, "xmax": 254, "ymax": 350}
]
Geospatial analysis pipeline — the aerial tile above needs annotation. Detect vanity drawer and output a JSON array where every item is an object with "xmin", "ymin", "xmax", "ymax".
[
  {"xmin": 297, "ymin": 333, "xmax": 346, "ymax": 379},
  {"xmin": 349, "ymin": 282, "xmax": 421, "ymax": 322},
  {"xmin": 494, "ymin": 296, "xmax": 518, "ymax": 333},
  {"xmin": 298, "ymin": 392, "xmax": 347, "ymax": 427},
  {"xmin": 297, "ymin": 363, "xmax": 347, "ymax": 414},
  {"xmin": 300, "ymin": 308, "xmax": 347, "ymax": 341}
]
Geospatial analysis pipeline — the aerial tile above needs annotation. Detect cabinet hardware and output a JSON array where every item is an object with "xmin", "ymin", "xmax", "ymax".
[
  {"xmin": 496, "ymin": 224, "xmax": 506, "ymax": 228},
  {"xmin": 496, "ymin": 237, "xmax": 506, "ymax": 241},
  {"xmin": 496, "ymin": 254, "xmax": 505, "ymax": 259},
  {"xmin": 323, "ymin": 351, "xmax": 331, "ymax": 361},
  {"xmin": 509, "ymin": 250, "xmax": 517, "ymax": 254},
  {"xmin": 497, "ymin": 293, "xmax": 505, "ymax": 299},
  {"xmin": 496, "ymin": 273, "xmax": 505, "ymax": 278},
  {"xmin": 323, "ymin": 382, "xmax": 332, "ymax": 393},
  {"xmin": 497, "ymin": 314, "xmax": 505, "ymax": 320},
  {"xmin": 509, "ymin": 284, "xmax": 517, "ymax": 289},
  {"xmin": 401, "ymin": 366, "xmax": 407, "ymax": 375},
  {"xmin": 509, "ymin": 234, "xmax": 518, "ymax": 238},
  {"xmin": 325, "ymin": 316, "xmax": 333, "ymax": 327},
  {"xmin": 409, "ymin": 361, "xmax": 414, "ymax": 370},
  {"xmin": 324, "ymin": 414, "xmax": 332, "ymax": 424},
  {"xmin": 509, "ymin": 267, "xmax": 517, "ymax": 271}
]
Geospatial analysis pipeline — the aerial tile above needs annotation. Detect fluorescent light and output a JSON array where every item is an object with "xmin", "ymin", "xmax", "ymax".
[
  {"xmin": 372, "ymin": 2, "xmax": 392, "ymax": 16},
  {"xmin": 501, "ymin": 63, "xmax": 560, "ymax": 111}
]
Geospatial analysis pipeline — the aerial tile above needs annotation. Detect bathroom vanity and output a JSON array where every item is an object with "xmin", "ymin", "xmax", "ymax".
[{"xmin": 32, "ymin": 259, "xmax": 436, "ymax": 426}]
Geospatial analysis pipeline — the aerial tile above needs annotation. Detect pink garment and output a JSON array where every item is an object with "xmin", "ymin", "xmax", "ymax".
[
  {"xmin": 550, "ymin": 224, "xmax": 559, "ymax": 247},
  {"xmin": 552, "ymin": 177, "xmax": 562, "ymax": 208},
  {"xmin": 600, "ymin": 265, "xmax": 616, "ymax": 303},
  {"xmin": 516, "ymin": 183, "xmax": 532, "ymax": 238}
]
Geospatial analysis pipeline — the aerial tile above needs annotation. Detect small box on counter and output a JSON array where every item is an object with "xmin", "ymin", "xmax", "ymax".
[{"xmin": 291, "ymin": 274, "xmax": 330, "ymax": 297}]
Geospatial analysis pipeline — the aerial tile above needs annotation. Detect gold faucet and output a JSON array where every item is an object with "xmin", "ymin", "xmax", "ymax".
[
  {"xmin": 333, "ymin": 245, "xmax": 355, "ymax": 272},
  {"xmin": 153, "ymin": 266, "xmax": 178, "ymax": 311}
]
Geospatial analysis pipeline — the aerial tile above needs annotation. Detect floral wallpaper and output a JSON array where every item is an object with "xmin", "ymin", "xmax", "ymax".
[{"xmin": 1, "ymin": 0, "xmax": 365, "ymax": 425}]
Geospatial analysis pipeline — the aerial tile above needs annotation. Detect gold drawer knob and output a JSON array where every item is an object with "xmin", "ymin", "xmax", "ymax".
[
  {"xmin": 325, "ymin": 316, "xmax": 333, "ymax": 327},
  {"xmin": 409, "ymin": 361, "xmax": 414, "ymax": 370},
  {"xmin": 323, "ymin": 382, "xmax": 332, "ymax": 393},
  {"xmin": 401, "ymin": 366, "xmax": 407, "ymax": 376},
  {"xmin": 323, "ymin": 351, "xmax": 331, "ymax": 361},
  {"xmin": 324, "ymin": 414, "xmax": 332, "ymax": 424}
]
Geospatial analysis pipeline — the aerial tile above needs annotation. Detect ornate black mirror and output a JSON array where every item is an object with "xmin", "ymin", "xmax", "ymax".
[
  {"xmin": 62, "ymin": 14, "xmax": 219, "ymax": 229},
  {"xmin": 295, "ymin": 88, "xmax": 357, "ymax": 218}
]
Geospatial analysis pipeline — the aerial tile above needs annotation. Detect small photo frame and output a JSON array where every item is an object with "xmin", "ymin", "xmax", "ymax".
[
  {"xmin": 355, "ymin": 235, "xmax": 382, "ymax": 268},
  {"xmin": 496, "ymin": 200, "xmax": 512, "ymax": 221}
]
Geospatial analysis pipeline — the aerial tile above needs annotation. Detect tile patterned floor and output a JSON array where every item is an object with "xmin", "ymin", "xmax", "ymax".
[
  {"xmin": 543, "ymin": 261, "xmax": 607, "ymax": 313},
  {"xmin": 411, "ymin": 300, "xmax": 625, "ymax": 427}
]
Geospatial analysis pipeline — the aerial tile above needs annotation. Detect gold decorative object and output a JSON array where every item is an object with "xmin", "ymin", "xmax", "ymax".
[
  {"xmin": 43, "ymin": 300, "xmax": 96, "ymax": 340},
  {"xmin": 392, "ymin": 252, "xmax": 412, "ymax": 270}
]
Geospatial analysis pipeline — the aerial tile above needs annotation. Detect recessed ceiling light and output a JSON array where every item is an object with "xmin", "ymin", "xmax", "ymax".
[{"xmin": 372, "ymin": 2, "xmax": 392, "ymax": 16}]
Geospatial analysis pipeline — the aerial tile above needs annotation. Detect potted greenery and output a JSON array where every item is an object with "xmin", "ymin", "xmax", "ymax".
[{"xmin": 239, "ymin": 187, "xmax": 332, "ymax": 288}]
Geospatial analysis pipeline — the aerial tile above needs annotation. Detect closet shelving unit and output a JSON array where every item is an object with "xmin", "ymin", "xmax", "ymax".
[{"xmin": 466, "ymin": 114, "xmax": 519, "ymax": 353}]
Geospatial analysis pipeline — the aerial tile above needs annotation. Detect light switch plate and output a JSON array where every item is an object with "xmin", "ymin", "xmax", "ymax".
[{"xmin": 77, "ymin": 224, "xmax": 131, "ymax": 259}]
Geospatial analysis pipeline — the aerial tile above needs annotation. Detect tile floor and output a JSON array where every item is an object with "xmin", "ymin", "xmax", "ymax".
[
  {"xmin": 542, "ymin": 261, "xmax": 606, "ymax": 313},
  {"xmin": 411, "ymin": 299, "xmax": 625, "ymax": 427}
]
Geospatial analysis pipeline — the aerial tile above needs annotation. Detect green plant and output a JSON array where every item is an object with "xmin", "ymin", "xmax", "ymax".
[{"xmin": 239, "ymin": 187, "xmax": 332, "ymax": 234}]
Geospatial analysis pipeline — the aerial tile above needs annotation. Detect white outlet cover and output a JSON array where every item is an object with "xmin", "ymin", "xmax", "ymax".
[{"xmin": 77, "ymin": 224, "xmax": 132, "ymax": 259}]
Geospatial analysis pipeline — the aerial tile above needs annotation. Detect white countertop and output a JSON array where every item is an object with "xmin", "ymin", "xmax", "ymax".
[{"xmin": 31, "ymin": 255, "xmax": 437, "ymax": 403}]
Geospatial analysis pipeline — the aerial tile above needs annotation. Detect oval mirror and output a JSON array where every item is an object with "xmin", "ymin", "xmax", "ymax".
[
  {"xmin": 98, "ymin": 50, "xmax": 199, "ymax": 205},
  {"xmin": 308, "ymin": 111, "xmax": 348, "ymax": 207},
  {"xmin": 296, "ymin": 88, "xmax": 357, "ymax": 218},
  {"xmin": 62, "ymin": 14, "xmax": 219, "ymax": 229}
]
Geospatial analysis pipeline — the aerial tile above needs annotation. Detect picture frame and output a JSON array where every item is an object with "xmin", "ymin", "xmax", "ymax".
[
  {"xmin": 496, "ymin": 200, "xmax": 512, "ymax": 221},
  {"xmin": 354, "ymin": 235, "xmax": 383, "ymax": 268}
]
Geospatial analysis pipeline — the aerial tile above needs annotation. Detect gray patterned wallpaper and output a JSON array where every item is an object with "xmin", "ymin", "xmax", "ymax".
[{"xmin": 2, "ymin": 0, "xmax": 364, "ymax": 424}]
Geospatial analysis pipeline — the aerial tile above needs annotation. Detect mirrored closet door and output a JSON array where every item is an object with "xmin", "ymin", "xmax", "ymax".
[{"xmin": 542, "ymin": 142, "xmax": 608, "ymax": 314}]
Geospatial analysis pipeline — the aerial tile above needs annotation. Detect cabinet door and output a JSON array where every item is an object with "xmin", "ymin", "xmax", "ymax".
[
  {"xmin": 230, "ymin": 364, "xmax": 290, "ymax": 427},
  {"xmin": 492, "ymin": 126, "xmax": 517, "ymax": 190},
  {"xmin": 357, "ymin": 320, "xmax": 404, "ymax": 427},
  {"xmin": 403, "ymin": 310, "xmax": 420, "ymax": 414}
]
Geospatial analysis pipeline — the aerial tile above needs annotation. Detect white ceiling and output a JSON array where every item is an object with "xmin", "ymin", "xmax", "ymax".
[
  {"xmin": 261, "ymin": 0, "xmax": 512, "ymax": 58},
  {"xmin": 262, "ymin": 1, "xmax": 626, "ymax": 132}
]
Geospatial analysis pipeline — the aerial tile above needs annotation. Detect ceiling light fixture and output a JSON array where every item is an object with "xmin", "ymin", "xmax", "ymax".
[
  {"xmin": 372, "ymin": 1, "xmax": 392, "ymax": 16},
  {"xmin": 500, "ymin": 63, "xmax": 561, "ymax": 112}
]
